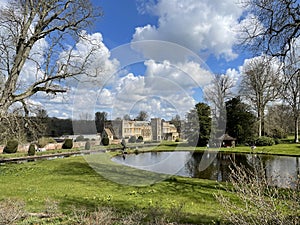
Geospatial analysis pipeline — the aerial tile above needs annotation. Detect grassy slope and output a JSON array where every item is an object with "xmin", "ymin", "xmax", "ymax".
[{"xmin": 0, "ymin": 154, "xmax": 233, "ymax": 224}]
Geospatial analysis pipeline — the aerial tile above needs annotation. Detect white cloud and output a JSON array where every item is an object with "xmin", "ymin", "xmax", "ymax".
[
  {"xmin": 133, "ymin": 0, "xmax": 246, "ymax": 60},
  {"xmin": 61, "ymin": 31, "xmax": 119, "ymax": 87},
  {"xmin": 18, "ymin": 38, "xmax": 49, "ymax": 89},
  {"xmin": 92, "ymin": 59, "xmax": 212, "ymax": 120},
  {"xmin": 27, "ymin": 32, "xmax": 119, "ymax": 119},
  {"xmin": 144, "ymin": 60, "xmax": 212, "ymax": 90}
]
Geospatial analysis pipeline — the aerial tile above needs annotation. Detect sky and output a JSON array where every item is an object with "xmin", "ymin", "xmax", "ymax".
[{"xmin": 2, "ymin": 0, "xmax": 259, "ymax": 121}]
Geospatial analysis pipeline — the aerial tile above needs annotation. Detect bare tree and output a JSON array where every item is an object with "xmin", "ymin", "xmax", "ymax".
[
  {"xmin": 265, "ymin": 104, "xmax": 293, "ymax": 138},
  {"xmin": 240, "ymin": 0, "xmax": 300, "ymax": 59},
  {"xmin": 204, "ymin": 73, "xmax": 235, "ymax": 112},
  {"xmin": 282, "ymin": 40, "xmax": 300, "ymax": 143},
  {"xmin": 204, "ymin": 73, "xmax": 234, "ymax": 138},
  {"xmin": 239, "ymin": 55, "xmax": 282, "ymax": 137},
  {"xmin": 0, "ymin": 0, "xmax": 102, "ymax": 141}
]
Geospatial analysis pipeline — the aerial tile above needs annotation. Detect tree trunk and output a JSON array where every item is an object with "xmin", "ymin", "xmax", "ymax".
[
  {"xmin": 258, "ymin": 110, "xmax": 262, "ymax": 137},
  {"xmin": 295, "ymin": 116, "xmax": 299, "ymax": 143}
]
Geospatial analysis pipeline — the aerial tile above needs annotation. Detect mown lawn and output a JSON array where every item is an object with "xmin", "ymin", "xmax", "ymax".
[
  {"xmin": 1, "ymin": 140, "xmax": 299, "ymax": 224},
  {"xmin": 0, "ymin": 153, "xmax": 235, "ymax": 224},
  {"xmin": 132, "ymin": 141, "xmax": 300, "ymax": 157}
]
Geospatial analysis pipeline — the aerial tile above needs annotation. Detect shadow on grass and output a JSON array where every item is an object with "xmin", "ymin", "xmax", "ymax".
[
  {"xmin": 53, "ymin": 161, "xmax": 96, "ymax": 176},
  {"xmin": 84, "ymin": 153, "xmax": 170, "ymax": 186},
  {"xmin": 59, "ymin": 194, "xmax": 219, "ymax": 225}
]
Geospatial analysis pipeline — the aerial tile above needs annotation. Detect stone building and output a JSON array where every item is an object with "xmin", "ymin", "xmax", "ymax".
[{"xmin": 105, "ymin": 118, "xmax": 178, "ymax": 142}]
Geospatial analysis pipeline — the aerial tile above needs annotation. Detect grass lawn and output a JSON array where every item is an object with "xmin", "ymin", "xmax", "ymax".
[
  {"xmin": 0, "ymin": 153, "xmax": 235, "ymax": 224},
  {"xmin": 0, "ymin": 140, "xmax": 299, "ymax": 224},
  {"xmin": 134, "ymin": 141, "xmax": 300, "ymax": 157}
]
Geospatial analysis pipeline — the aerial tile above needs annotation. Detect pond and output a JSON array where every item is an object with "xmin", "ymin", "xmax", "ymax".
[{"xmin": 112, "ymin": 151, "xmax": 300, "ymax": 188}]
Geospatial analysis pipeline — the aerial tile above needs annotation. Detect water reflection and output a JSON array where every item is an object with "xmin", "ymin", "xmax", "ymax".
[{"xmin": 112, "ymin": 151, "xmax": 300, "ymax": 188}]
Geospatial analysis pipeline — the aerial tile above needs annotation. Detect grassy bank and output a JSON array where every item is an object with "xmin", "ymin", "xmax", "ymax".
[
  {"xmin": 135, "ymin": 141, "xmax": 300, "ymax": 157},
  {"xmin": 0, "ymin": 153, "xmax": 236, "ymax": 224}
]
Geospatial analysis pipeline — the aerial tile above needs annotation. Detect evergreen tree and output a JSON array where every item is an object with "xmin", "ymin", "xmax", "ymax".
[{"xmin": 226, "ymin": 97, "xmax": 256, "ymax": 144}]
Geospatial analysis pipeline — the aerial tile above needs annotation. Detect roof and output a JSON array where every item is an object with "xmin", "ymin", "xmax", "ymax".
[{"xmin": 219, "ymin": 134, "xmax": 236, "ymax": 141}]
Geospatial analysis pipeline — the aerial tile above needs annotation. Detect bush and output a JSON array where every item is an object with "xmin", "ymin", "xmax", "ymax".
[
  {"xmin": 255, "ymin": 136, "xmax": 275, "ymax": 146},
  {"xmin": 62, "ymin": 139, "xmax": 73, "ymax": 149},
  {"xmin": 75, "ymin": 135, "xmax": 85, "ymax": 142},
  {"xmin": 101, "ymin": 137, "xmax": 109, "ymax": 146},
  {"xmin": 274, "ymin": 138, "xmax": 281, "ymax": 145},
  {"xmin": 28, "ymin": 144, "xmax": 36, "ymax": 156},
  {"xmin": 216, "ymin": 162, "xmax": 300, "ymax": 225},
  {"xmin": 3, "ymin": 140, "xmax": 18, "ymax": 154},
  {"xmin": 136, "ymin": 136, "xmax": 143, "ymax": 143},
  {"xmin": 37, "ymin": 137, "xmax": 56, "ymax": 148},
  {"xmin": 0, "ymin": 198, "xmax": 25, "ymax": 224},
  {"xmin": 128, "ymin": 136, "xmax": 137, "ymax": 143},
  {"xmin": 175, "ymin": 138, "xmax": 180, "ymax": 142},
  {"xmin": 85, "ymin": 141, "xmax": 91, "ymax": 150}
]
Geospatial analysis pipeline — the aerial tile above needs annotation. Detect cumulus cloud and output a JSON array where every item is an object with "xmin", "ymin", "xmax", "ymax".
[
  {"xmin": 92, "ymin": 58, "xmax": 213, "ymax": 120},
  {"xmin": 144, "ymin": 59, "xmax": 212, "ymax": 90},
  {"xmin": 133, "ymin": 0, "xmax": 246, "ymax": 60},
  {"xmin": 29, "ymin": 32, "xmax": 120, "ymax": 119},
  {"xmin": 61, "ymin": 31, "xmax": 119, "ymax": 87}
]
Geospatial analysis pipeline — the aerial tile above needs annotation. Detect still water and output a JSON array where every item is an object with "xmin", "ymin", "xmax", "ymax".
[{"xmin": 112, "ymin": 151, "xmax": 300, "ymax": 188}]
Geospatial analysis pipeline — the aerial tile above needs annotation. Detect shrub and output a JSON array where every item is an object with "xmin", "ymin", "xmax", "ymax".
[
  {"xmin": 37, "ymin": 137, "xmax": 56, "ymax": 148},
  {"xmin": 136, "ymin": 136, "xmax": 143, "ymax": 143},
  {"xmin": 175, "ymin": 138, "xmax": 180, "ymax": 142},
  {"xmin": 128, "ymin": 136, "xmax": 137, "ymax": 143},
  {"xmin": 62, "ymin": 139, "xmax": 73, "ymax": 149},
  {"xmin": 216, "ymin": 162, "xmax": 300, "ymax": 225},
  {"xmin": 75, "ymin": 135, "xmax": 85, "ymax": 142},
  {"xmin": 255, "ymin": 136, "xmax": 275, "ymax": 146},
  {"xmin": 101, "ymin": 137, "xmax": 109, "ymax": 146},
  {"xmin": 3, "ymin": 140, "xmax": 18, "ymax": 154},
  {"xmin": 0, "ymin": 198, "xmax": 25, "ymax": 224},
  {"xmin": 85, "ymin": 141, "xmax": 91, "ymax": 150},
  {"xmin": 274, "ymin": 138, "xmax": 281, "ymax": 145},
  {"xmin": 28, "ymin": 144, "xmax": 36, "ymax": 156}
]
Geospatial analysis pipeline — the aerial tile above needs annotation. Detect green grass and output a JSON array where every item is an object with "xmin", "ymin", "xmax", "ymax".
[
  {"xmin": 0, "ymin": 153, "xmax": 233, "ymax": 224},
  {"xmin": 130, "ymin": 141, "xmax": 300, "ymax": 156},
  {"xmin": 1, "ymin": 140, "xmax": 299, "ymax": 224}
]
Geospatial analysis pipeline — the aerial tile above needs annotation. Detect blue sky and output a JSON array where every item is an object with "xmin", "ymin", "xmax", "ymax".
[
  {"xmin": 13, "ymin": 0, "xmax": 257, "ymax": 120},
  {"xmin": 96, "ymin": 0, "xmax": 250, "ymax": 74}
]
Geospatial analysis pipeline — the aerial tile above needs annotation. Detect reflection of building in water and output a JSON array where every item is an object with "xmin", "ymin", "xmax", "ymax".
[{"xmin": 105, "ymin": 118, "xmax": 179, "ymax": 142}]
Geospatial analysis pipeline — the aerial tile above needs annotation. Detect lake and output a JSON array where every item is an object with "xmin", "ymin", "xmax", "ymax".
[{"xmin": 112, "ymin": 151, "xmax": 300, "ymax": 188}]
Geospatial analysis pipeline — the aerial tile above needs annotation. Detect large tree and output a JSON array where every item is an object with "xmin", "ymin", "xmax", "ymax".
[
  {"xmin": 282, "ymin": 41, "xmax": 300, "ymax": 143},
  {"xmin": 170, "ymin": 114, "xmax": 181, "ymax": 134},
  {"xmin": 185, "ymin": 103, "xmax": 211, "ymax": 147},
  {"xmin": 226, "ymin": 97, "xmax": 256, "ymax": 144},
  {"xmin": 241, "ymin": 0, "xmax": 300, "ymax": 59},
  {"xmin": 0, "ymin": 0, "xmax": 101, "ymax": 141},
  {"xmin": 204, "ymin": 73, "xmax": 234, "ymax": 139},
  {"xmin": 265, "ymin": 104, "xmax": 293, "ymax": 139},
  {"xmin": 239, "ymin": 55, "xmax": 281, "ymax": 137},
  {"xmin": 95, "ymin": 111, "xmax": 107, "ymax": 134}
]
